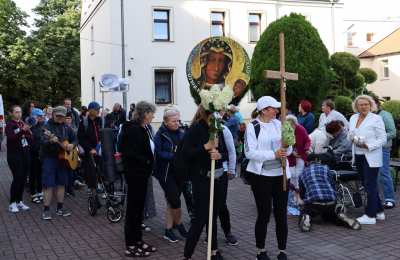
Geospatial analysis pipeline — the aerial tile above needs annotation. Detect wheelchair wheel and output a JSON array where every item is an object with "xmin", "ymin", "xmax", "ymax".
[
  {"xmin": 88, "ymin": 196, "xmax": 98, "ymax": 216},
  {"xmin": 107, "ymin": 206, "xmax": 123, "ymax": 223}
]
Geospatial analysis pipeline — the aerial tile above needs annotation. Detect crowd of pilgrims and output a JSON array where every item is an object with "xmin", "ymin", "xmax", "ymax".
[{"xmin": 3, "ymin": 94, "xmax": 397, "ymax": 260}]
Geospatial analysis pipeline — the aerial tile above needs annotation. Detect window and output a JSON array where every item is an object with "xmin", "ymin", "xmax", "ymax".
[
  {"xmin": 90, "ymin": 25, "xmax": 94, "ymax": 55},
  {"xmin": 347, "ymin": 32, "xmax": 356, "ymax": 47},
  {"xmin": 249, "ymin": 13, "xmax": 261, "ymax": 43},
  {"xmin": 153, "ymin": 9, "xmax": 170, "ymax": 41},
  {"xmin": 155, "ymin": 70, "xmax": 173, "ymax": 104},
  {"xmin": 382, "ymin": 59, "xmax": 390, "ymax": 78},
  {"xmin": 91, "ymin": 76, "xmax": 96, "ymax": 101},
  {"xmin": 366, "ymin": 32, "xmax": 375, "ymax": 42},
  {"xmin": 211, "ymin": 12, "xmax": 225, "ymax": 37}
]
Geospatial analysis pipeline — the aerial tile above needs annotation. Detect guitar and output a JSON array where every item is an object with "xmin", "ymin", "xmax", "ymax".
[{"xmin": 43, "ymin": 129, "xmax": 80, "ymax": 170}]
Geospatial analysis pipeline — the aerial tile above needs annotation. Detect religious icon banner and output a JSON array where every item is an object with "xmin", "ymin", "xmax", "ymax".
[{"xmin": 186, "ymin": 37, "xmax": 251, "ymax": 106}]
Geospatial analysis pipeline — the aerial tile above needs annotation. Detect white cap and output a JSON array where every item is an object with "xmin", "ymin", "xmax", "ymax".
[{"xmin": 256, "ymin": 96, "xmax": 281, "ymax": 111}]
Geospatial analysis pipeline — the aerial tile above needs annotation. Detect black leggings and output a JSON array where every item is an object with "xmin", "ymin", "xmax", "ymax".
[
  {"xmin": 250, "ymin": 174, "xmax": 289, "ymax": 250},
  {"xmin": 125, "ymin": 175, "xmax": 149, "ymax": 248},
  {"xmin": 29, "ymin": 151, "xmax": 42, "ymax": 195},
  {"xmin": 7, "ymin": 152, "xmax": 30, "ymax": 204},
  {"xmin": 218, "ymin": 172, "xmax": 231, "ymax": 236},
  {"xmin": 184, "ymin": 174, "xmax": 223, "ymax": 258}
]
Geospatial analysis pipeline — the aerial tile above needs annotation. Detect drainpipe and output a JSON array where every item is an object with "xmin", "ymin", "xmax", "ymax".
[{"xmin": 121, "ymin": 0, "xmax": 127, "ymax": 110}]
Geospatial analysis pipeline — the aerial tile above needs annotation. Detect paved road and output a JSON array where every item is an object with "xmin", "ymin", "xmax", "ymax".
[{"xmin": 0, "ymin": 149, "xmax": 399, "ymax": 260}]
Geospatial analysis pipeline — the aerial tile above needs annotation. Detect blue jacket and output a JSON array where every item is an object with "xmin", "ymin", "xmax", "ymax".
[
  {"xmin": 154, "ymin": 124, "xmax": 184, "ymax": 181},
  {"xmin": 297, "ymin": 112, "xmax": 315, "ymax": 134}
]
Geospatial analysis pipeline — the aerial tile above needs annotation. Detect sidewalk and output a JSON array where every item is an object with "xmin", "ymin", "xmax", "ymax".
[{"xmin": 0, "ymin": 149, "xmax": 399, "ymax": 260}]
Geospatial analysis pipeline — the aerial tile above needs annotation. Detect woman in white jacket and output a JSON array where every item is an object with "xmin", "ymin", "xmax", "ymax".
[
  {"xmin": 245, "ymin": 96, "xmax": 292, "ymax": 260},
  {"xmin": 348, "ymin": 95, "xmax": 387, "ymax": 225}
]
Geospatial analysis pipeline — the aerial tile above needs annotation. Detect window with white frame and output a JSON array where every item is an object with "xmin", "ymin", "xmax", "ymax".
[
  {"xmin": 249, "ymin": 13, "xmax": 261, "ymax": 43},
  {"xmin": 382, "ymin": 59, "xmax": 389, "ymax": 78},
  {"xmin": 366, "ymin": 32, "xmax": 375, "ymax": 42},
  {"xmin": 347, "ymin": 32, "xmax": 356, "ymax": 47},
  {"xmin": 90, "ymin": 25, "xmax": 95, "ymax": 55},
  {"xmin": 153, "ymin": 9, "xmax": 170, "ymax": 41},
  {"xmin": 211, "ymin": 11, "xmax": 225, "ymax": 37},
  {"xmin": 155, "ymin": 70, "xmax": 173, "ymax": 104}
]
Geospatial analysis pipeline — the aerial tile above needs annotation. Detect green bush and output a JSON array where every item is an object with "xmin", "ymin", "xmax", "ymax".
[
  {"xmin": 359, "ymin": 68, "xmax": 377, "ymax": 84},
  {"xmin": 382, "ymin": 101, "xmax": 400, "ymax": 121},
  {"xmin": 249, "ymin": 13, "xmax": 332, "ymax": 111},
  {"xmin": 335, "ymin": 95, "xmax": 353, "ymax": 118}
]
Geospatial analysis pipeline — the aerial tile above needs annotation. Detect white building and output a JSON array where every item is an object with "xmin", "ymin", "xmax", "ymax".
[
  {"xmin": 80, "ymin": 0, "xmax": 344, "ymax": 123},
  {"xmin": 344, "ymin": 17, "xmax": 400, "ymax": 56},
  {"xmin": 359, "ymin": 27, "xmax": 400, "ymax": 100}
]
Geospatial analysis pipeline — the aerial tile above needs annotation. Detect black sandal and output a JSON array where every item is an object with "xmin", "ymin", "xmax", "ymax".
[
  {"xmin": 125, "ymin": 246, "xmax": 151, "ymax": 257},
  {"xmin": 136, "ymin": 241, "xmax": 157, "ymax": 253}
]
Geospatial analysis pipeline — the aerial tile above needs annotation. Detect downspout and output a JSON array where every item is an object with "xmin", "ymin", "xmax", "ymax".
[{"xmin": 121, "ymin": 0, "xmax": 127, "ymax": 109}]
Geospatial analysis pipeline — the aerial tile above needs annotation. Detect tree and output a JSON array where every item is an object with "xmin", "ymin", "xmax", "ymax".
[
  {"xmin": 334, "ymin": 95, "xmax": 353, "ymax": 118},
  {"xmin": 249, "ymin": 13, "xmax": 333, "ymax": 110}
]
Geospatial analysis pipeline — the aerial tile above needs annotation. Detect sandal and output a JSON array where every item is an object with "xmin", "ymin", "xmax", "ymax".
[
  {"xmin": 32, "ymin": 197, "xmax": 41, "ymax": 204},
  {"xmin": 125, "ymin": 246, "xmax": 151, "ymax": 257},
  {"xmin": 136, "ymin": 241, "xmax": 157, "ymax": 253}
]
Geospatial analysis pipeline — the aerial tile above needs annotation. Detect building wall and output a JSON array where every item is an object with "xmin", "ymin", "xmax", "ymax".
[
  {"xmin": 81, "ymin": 0, "xmax": 344, "ymax": 123},
  {"xmin": 363, "ymin": 54, "xmax": 400, "ymax": 100}
]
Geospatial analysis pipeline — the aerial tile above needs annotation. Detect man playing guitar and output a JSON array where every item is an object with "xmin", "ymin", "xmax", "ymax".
[{"xmin": 41, "ymin": 106, "xmax": 77, "ymax": 220}]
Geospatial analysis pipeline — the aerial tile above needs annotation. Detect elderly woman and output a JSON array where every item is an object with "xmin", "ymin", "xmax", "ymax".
[
  {"xmin": 119, "ymin": 101, "xmax": 157, "ymax": 257},
  {"xmin": 325, "ymin": 120, "xmax": 352, "ymax": 160},
  {"xmin": 297, "ymin": 100, "xmax": 315, "ymax": 134},
  {"xmin": 154, "ymin": 106, "xmax": 188, "ymax": 243},
  {"xmin": 348, "ymin": 95, "xmax": 387, "ymax": 225}
]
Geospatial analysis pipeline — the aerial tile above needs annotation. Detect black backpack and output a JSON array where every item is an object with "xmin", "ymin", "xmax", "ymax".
[{"xmin": 240, "ymin": 120, "xmax": 261, "ymax": 185}]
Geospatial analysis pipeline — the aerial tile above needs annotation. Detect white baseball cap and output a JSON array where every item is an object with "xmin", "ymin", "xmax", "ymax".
[{"xmin": 256, "ymin": 96, "xmax": 281, "ymax": 111}]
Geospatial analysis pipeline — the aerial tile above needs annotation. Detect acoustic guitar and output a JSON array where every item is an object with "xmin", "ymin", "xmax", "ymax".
[{"xmin": 43, "ymin": 130, "xmax": 80, "ymax": 170}]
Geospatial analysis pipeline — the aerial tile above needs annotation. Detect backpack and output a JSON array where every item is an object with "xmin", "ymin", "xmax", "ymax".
[{"xmin": 240, "ymin": 120, "xmax": 261, "ymax": 185}]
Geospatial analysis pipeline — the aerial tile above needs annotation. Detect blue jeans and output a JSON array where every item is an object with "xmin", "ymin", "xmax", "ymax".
[
  {"xmin": 379, "ymin": 147, "xmax": 395, "ymax": 203},
  {"xmin": 355, "ymin": 155, "xmax": 384, "ymax": 217}
]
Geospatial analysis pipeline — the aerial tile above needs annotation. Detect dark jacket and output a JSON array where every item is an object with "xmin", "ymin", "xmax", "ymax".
[
  {"xmin": 31, "ymin": 121, "xmax": 45, "ymax": 153},
  {"xmin": 41, "ymin": 119, "xmax": 77, "ymax": 159},
  {"xmin": 297, "ymin": 112, "xmax": 315, "ymax": 134},
  {"xmin": 119, "ymin": 120, "xmax": 154, "ymax": 178},
  {"xmin": 77, "ymin": 116, "xmax": 102, "ymax": 155},
  {"xmin": 154, "ymin": 123, "xmax": 184, "ymax": 181},
  {"xmin": 182, "ymin": 120, "xmax": 228, "ymax": 176},
  {"xmin": 329, "ymin": 129, "xmax": 352, "ymax": 159},
  {"xmin": 5, "ymin": 120, "xmax": 32, "ymax": 154},
  {"xmin": 106, "ymin": 110, "xmax": 126, "ymax": 129},
  {"xmin": 67, "ymin": 108, "xmax": 80, "ymax": 130}
]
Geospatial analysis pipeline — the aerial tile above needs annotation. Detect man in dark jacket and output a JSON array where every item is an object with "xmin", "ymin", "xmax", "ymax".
[
  {"xmin": 105, "ymin": 103, "xmax": 126, "ymax": 129},
  {"xmin": 78, "ymin": 101, "xmax": 102, "ymax": 192},
  {"xmin": 41, "ymin": 106, "xmax": 77, "ymax": 220},
  {"xmin": 64, "ymin": 98, "xmax": 80, "ymax": 129}
]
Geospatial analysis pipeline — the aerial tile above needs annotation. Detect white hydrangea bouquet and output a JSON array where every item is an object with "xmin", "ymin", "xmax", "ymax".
[{"xmin": 199, "ymin": 85, "xmax": 234, "ymax": 140}]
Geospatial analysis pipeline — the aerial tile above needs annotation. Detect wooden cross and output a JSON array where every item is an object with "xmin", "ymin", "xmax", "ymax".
[{"xmin": 265, "ymin": 33, "xmax": 298, "ymax": 191}]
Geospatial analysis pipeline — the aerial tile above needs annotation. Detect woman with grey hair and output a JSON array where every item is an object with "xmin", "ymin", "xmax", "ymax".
[
  {"xmin": 154, "ymin": 106, "xmax": 188, "ymax": 243},
  {"xmin": 348, "ymin": 95, "xmax": 387, "ymax": 225},
  {"xmin": 119, "ymin": 101, "xmax": 157, "ymax": 257}
]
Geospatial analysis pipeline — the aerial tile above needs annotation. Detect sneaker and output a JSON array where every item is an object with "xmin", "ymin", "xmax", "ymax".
[
  {"xmin": 256, "ymin": 252, "xmax": 270, "ymax": 260},
  {"xmin": 17, "ymin": 202, "xmax": 30, "ymax": 211},
  {"xmin": 175, "ymin": 224, "xmax": 188, "ymax": 238},
  {"xmin": 299, "ymin": 214, "xmax": 311, "ymax": 232},
  {"xmin": 42, "ymin": 210, "xmax": 52, "ymax": 220},
  {"xmin": 74, "ymin": 180, "xmax": 86, "ymax": 188},
  {"xmin": 9, "ymin": 203, "xmax": 19, "ymax": 213},
  {"xmin": 356, "ymin": 214, "xmax": 376, "ymax": 225},
  {"xmin": 337, "ymin": 213, "xmax": 361, "ymax": 230},
  {"xmin": 56, "ymin": 208, "xmax": 72, "ymax": 217},
  {"xmin": 141, "ymin": 223, "xmax": 151, "ymax": 232},
  {"xmin": 211, "ymin": 251, "xmax": 224, "ymax": 260},
  {"xmin": 163, "ymin": 229, "xmax": 179, "ymax": 243},
  {"xmin": 376, "ymin": 212, "xmax": 385, "ymax": 221},
  {"xmin": 277, "ymin": 252, "xmax": 288, "ymax": 260},
  {"xmin": 225, "ymin": 233, "xmax": 239, "ymax": 246},
  {"xmin": 384, "ymin": 201, "xmax": 395, "ymax": 209}
]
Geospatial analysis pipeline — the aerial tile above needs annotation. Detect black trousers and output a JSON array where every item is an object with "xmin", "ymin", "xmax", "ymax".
[
  {"xmin": 125, "ymin": 175, "xmax": 149, "ymax": 248},
  {"xmin": 250, "ymin": 174, "xmax": 289, "ymax": 250},
  {"xmin": 218, "ymin": 172, "xmax": 231, "ymax": 236},
  {"xmin": 29, "ymin": 151, "xmax": 42, "ymax": 195},
  {"xmin": 182, "ymin": 180, "xmax": 195, "ymax": 219},
  {"xmin": 184, "ymin": 174, "xmax": 223, "ymax": 258},
  {"xmin": 302, "ymin": 203, "xmax": 338, "ymax": 223},
  {"xmin": 7, "ymin": 151, "xmax": 30, "ymax": 204},
  {"xmin": 83, "ymin": 155, "xmax": 100, "ymax": 189}
]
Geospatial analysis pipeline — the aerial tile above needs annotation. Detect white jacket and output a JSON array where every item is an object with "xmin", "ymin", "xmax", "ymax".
[
  {"xmin": 348, "ymin": 112, "xmax": 387, "ymax": 168},
  {"xmin": 244, "ymin": 118, "xmax": 292, "ymax": 178}
]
